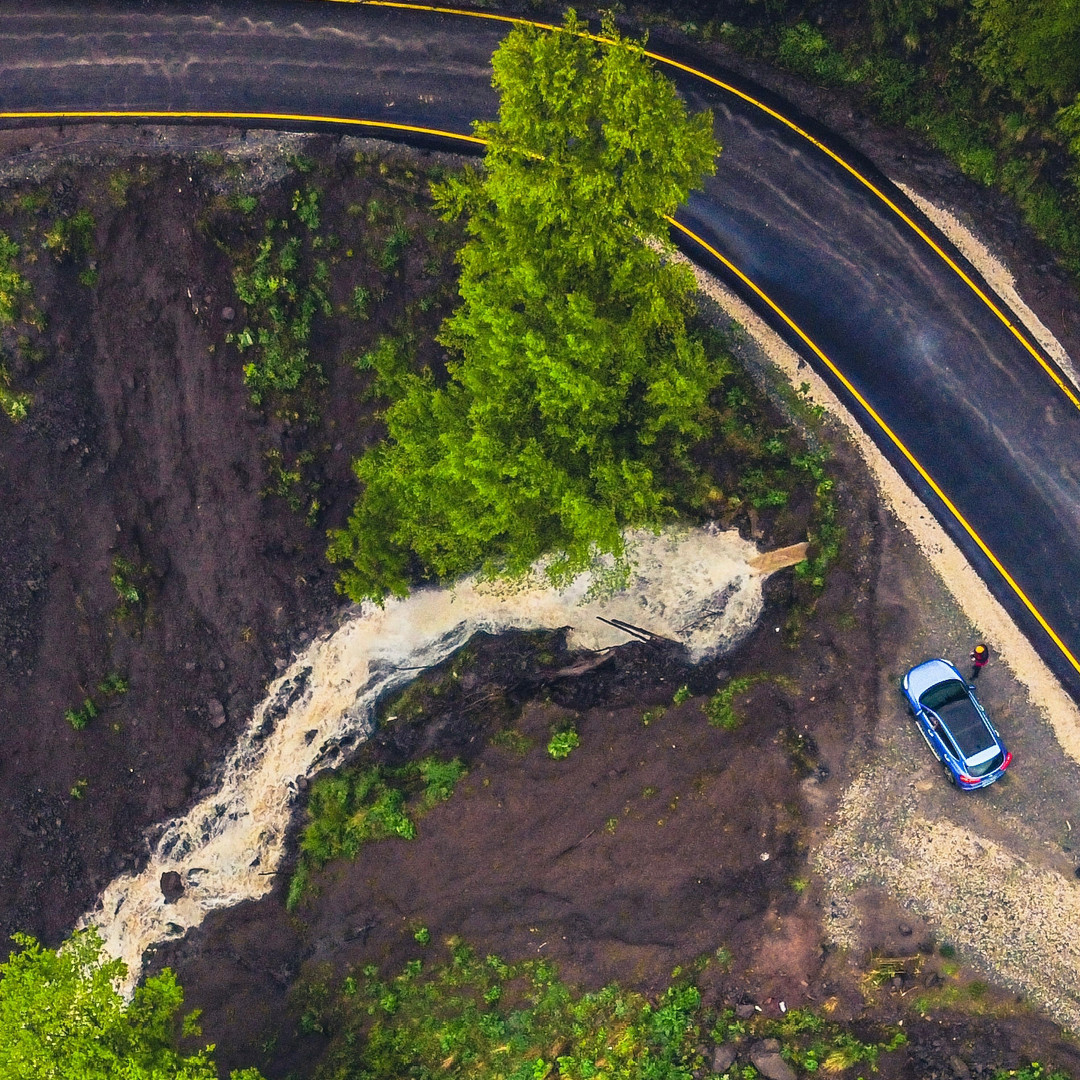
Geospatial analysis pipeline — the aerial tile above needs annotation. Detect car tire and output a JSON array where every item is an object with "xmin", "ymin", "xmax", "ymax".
[{"xmin": 944, "ymin": 763, "xmax": 957, "ymax": 786}]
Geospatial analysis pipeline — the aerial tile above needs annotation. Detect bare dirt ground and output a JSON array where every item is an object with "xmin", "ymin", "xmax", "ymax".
[{"xmin": 2, "ymin": 104, "xmax": 1080, "ymax": 1080}]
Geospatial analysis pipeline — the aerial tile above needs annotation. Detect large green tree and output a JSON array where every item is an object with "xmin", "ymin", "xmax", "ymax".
[
  {"xmin": 0, "ymin": 929, "xmax": 264, "ymax": 1080},
  {"xmin": 328, "ymin": 12, "xmax": 720, "ymax": 603}
]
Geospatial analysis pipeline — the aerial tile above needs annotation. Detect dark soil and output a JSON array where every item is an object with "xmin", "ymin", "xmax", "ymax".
[
  {"xmin": 0, "ymin": 132, "xmax": 457, "ymax": 945},
  {"xmin": 1, "ymin": 115, "xmax": 1078, "ymax": 1080}
]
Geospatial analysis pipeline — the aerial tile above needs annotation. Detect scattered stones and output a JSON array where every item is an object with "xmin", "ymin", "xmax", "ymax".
[{"xmin": 160, "ymin": 870, "xmax": 184, "ymax": 902}]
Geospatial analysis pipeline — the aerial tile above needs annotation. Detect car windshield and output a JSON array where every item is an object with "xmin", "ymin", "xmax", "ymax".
[{"xmin": 921, "ymin": 679, "xmax": 995, "ymax": 757}]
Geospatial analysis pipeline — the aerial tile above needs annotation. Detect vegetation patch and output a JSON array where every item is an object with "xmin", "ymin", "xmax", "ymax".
[
  {"xmin": 703, "ymin": 672, "xmax": 772, "ymax": 729},
  {"xmin": 288, "ymin": 756, "xmax": 467, "ymax": 910},
  {"xmin": 298, "ymin": 940, "xmax": 910, "ymax": 1080}
]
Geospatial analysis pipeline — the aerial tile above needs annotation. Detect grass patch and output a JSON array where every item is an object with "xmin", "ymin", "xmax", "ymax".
[{"xmin": 703, "ymin": 672, "xmax": 771, "ymax": 730}]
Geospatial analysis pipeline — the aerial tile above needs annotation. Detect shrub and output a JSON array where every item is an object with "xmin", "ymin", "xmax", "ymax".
[
  {"xmin": 64, "ymin": 698, "xmax": 98, "ymax": 731},
  {"xmin": 546, "ymin": 726, "xmax": 580, "ymax": 760}
]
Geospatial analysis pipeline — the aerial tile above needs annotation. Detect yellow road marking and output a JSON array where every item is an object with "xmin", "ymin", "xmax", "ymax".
[
  {"xmin": 0, "ymin": 109, "xmax": 486, "ymax": 145},
  {"xmin": 5, "ymin": 17, "xmax": 1076, "ymax": 673},
  {"xmin": 667, "ymin": 215, "xmax": 1080, "ymax": 676},
  {"xmin": 350, "ymin": 0, "xmax": 1080, "ymax": 412}
]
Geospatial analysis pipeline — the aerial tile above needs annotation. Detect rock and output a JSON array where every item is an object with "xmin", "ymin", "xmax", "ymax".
[
  {"xmin": 221, "ymin": 306, "xmax": 235, "ymax": 321},
  {"xmin": 160, "ymin": 870, "xmax": 184, "ymax": 902},
  {"xmin": 735, "ymin": 1002, "xmax": 757, "ymax": 1020},
  {"xmin": 759, "ymin": 1039, "xmax": 781, "ymax": 1053},
  {"xmin": 296, "ymin": 775, "xmax": 309, "ymax": 792},
  {"xmin": 749, "ymin": 1044, "xmax": 796, "ymax": 1080},
  {"xmin": 712, "ymin": 1045, "xmax": 737, "ymax": 1074},
  {"xmin": 207, "ymin": 698, "xmax": 226, "ymax": 727},
  {"xmin": 899, "ymin": 922, "xmax": 913, "ymax": 936},
  {"xmin": 950, "ymin": 1055, "xmax": 971, "ymax": 1079}
]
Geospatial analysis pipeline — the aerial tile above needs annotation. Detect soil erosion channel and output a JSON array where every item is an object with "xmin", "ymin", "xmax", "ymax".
[{"xmin": 82, "ymin": 527, "xmax": 770, "ymax": 991}]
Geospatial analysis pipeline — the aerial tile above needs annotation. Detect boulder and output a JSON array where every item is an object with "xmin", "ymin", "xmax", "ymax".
[
  {"xmin": 207, "ymin": 697, "xmax": 226, "ymax": 728},
  {"xmin": 712, "ymin": 1044, "xmax": 737, "ymax": 1074},
  {"xmin": 749, "ymin": 1042, "xmax": 796, "ymax": 1080},
  {"xmin": 160, "ymin": 870, "xmax": 184, "ymax": 902}
]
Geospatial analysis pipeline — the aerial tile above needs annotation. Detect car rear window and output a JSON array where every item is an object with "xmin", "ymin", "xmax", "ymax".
[{"xmin": 968, "ymin": 750, "xmax": 1005, "ymax": 778}]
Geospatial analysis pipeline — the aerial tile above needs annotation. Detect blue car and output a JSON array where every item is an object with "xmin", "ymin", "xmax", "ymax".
[{"xmin": 901, "ymin": 658, "xmax": 1011, "ymax": 789}]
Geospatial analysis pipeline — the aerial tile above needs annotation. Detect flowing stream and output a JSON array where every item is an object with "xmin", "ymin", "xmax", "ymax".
[{"xmin": 80, "ymin": 527, "xmax": 771, "ymax": 991}]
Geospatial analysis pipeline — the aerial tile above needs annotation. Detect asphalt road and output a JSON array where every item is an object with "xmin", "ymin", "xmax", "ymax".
[{"xmin": 3, "ymin": 0, "xmax": 1079, "ymax": 696}]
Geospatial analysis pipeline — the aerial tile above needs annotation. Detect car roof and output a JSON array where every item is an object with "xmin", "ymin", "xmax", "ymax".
[{"xmin": 936, "ymin": 695, "xmax": 996, "ymax": 758}]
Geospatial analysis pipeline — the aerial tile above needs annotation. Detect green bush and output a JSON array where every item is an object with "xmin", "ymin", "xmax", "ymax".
[
  {"xmin": 546, "ymin": 726, "xmax": 580, "ymax": 760},
  {"xmin": 64, "ymin": 698, "xmax": 98, "ymax": 731},
  {"xmin": 42, "ymin": 209, "xmax": 95, "ymax": 260},
  {"xmin": 313, "ymin": 943, "xmax": 907, "ymax": 1080}
]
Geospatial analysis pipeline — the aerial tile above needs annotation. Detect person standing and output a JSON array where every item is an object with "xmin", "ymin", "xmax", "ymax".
[{"xmin": 971, "ymin": 643, "xmax": 989, "ymax": 679}]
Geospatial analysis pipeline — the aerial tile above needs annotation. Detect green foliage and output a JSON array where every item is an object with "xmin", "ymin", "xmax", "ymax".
[
  {"xmin": 703, "ymin": 673, "xmax": 770, "ymax": 730},
  {"xmin": 328, "ymin": 12, "xmax": 720, "ymax": 604},
  {"xmin": 672, "ymin": 684, "xmax": 692, "ymax": 705},
  {"xmin": 777, "ymin": 23, "xmax": 861, "ymax": 85},
  {"xmin": 973, "ymin": 0, "xmax": 1080, "ymax": 105},
  {"xmin": 229, "ymin": 193, "xmax": 258, "ymax": 215},
  {"xmin": 288, "ymin": 756, "xmax": 467, "ymax": 910},
  {"xmin": 227, "ymin": 214, "xmax": 332, "ymax": 407},
  {"xmin": 379, "ymin": 224, "xmax": 411, "ymax": 271},
  {"xmin": 313, "ymin": 944, "xmax": 908, "ymax": 1080},
  {"xmin": 0, "ymin": 927, "xmax": 265, "ymax": 1080},
  {"xmin": 352, "ymin": 334, "xmax": 416, "ymax": 400},
  {"xmin": 0, "ymin": 234, "xmax": 34, "ymax": 422},
  {"xmin": 317, "ymin": 944, "xmax": 707, "ymax": 1080},
  {"xmin": 993, "ymin": 1065, "xmax": 1070, "ymax": 1080},
  {"xmin": 263, "ymin": 448, "xmax": 321, "ymax": 524},
  {"xmin": 111, "ymin": 555, "xmax": 142, "ymax": 608},
  {"xmin": 0, "ymin": 233, "xmax": 30, "ymax": 329},
  {"xmin": 65, "ymin": 697, "xmax": 99, "ymax": 731},
  {"xmin": 292, "ymin": 187, "xmax": 322, "ymax": 231},
  {"xmin": 546, "ymin": 725, "xmax": 580, "ymax": 760},
  {"xmin": 42, "ymin": 208, "xmax": 95, "ymax": 261}
]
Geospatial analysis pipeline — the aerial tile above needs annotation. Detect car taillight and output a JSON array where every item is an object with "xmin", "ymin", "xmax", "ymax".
[
  {"xmin": 1001, "ymin": 751, "xmax": 1012, "ymax": 770},
  {"xmin": 958, "ymin": 774, "xmax": 981, "ymax": 786}
]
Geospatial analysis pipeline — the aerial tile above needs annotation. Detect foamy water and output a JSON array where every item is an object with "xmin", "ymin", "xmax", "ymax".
[{"xmin": 80, "ymin": 526, "xmax": 768, "ymax": 990}]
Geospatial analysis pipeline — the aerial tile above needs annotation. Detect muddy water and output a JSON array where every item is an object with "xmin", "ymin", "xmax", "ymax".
[{"xmin": 79, "ymin": 527, "xmax": 767, "ymax": 991}]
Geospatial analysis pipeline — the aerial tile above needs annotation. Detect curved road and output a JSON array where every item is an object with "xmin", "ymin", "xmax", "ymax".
[{"xmin": 3, "ymin": 1, "xmax": 1079, "ymax": 696}]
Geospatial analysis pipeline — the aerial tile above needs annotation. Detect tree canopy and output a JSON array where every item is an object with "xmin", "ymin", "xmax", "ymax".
[
  {"xmin": 328, "ymin": 12, "xmax": 721, "ymax": 603},
  {"xmin": 0, "ymin": 928, "xmax": 264, "ymax": 1080}
]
